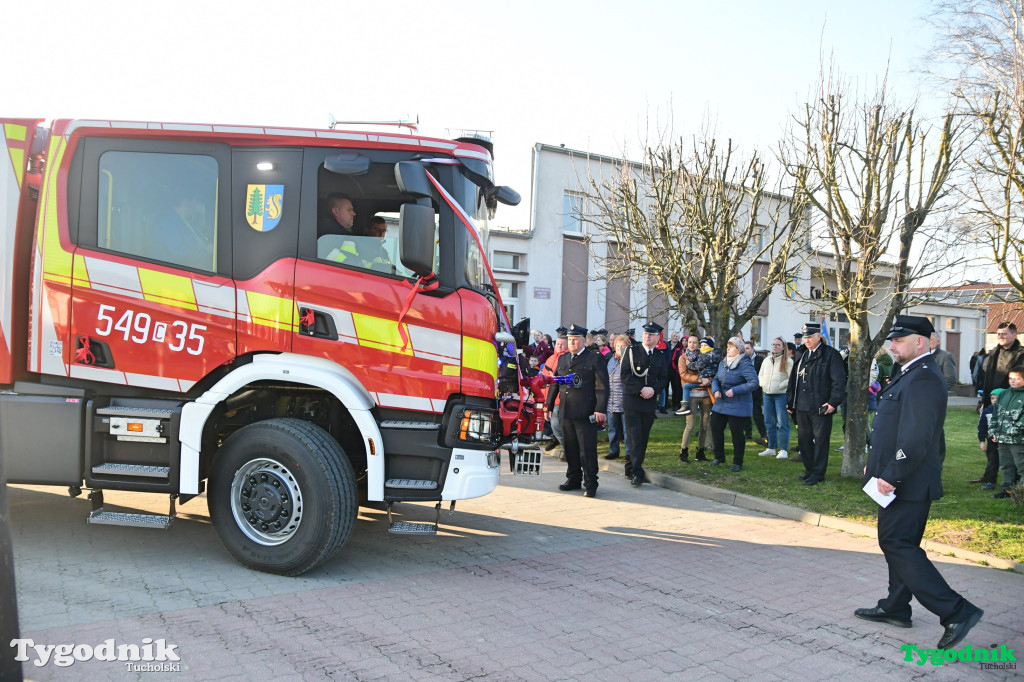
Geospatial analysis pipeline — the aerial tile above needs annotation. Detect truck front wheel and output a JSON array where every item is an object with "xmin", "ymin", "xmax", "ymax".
[{"xmin": 208, "ymin": 418, "xmax": 357, "ymax": 575}]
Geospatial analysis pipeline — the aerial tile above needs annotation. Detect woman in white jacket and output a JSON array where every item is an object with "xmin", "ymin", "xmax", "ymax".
[{"xmin": 757, "ymin": 337, "xmax": 793, "ymax": 459}]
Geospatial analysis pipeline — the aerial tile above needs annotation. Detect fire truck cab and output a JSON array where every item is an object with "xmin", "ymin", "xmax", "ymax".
[{"xmin": 0, "ymin": 117, "xmax": 535, "ymax": 575}]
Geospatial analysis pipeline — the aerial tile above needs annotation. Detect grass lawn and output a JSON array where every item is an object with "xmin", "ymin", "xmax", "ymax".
[{"xmin": 597, "ymin": 406, "xmax": 1024, "ymax": 564}]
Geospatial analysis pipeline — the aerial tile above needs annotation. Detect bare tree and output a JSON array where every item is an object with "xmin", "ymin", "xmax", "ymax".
[
  {"xmin": 574, "ymin": 131, "xmax": 809, "ymax": 344},
  {"xmin": 780, "ymin": 72, "xmax": 963, "ymax": 477},
  {"xmin": 927, "ymin": 0, "xmax": 1024, "ymax": 294}
]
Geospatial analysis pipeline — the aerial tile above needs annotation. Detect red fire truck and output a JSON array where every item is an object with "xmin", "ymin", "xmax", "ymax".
[{"xmin": 0, "ymin": 117, "xmax": 541, "ymax": 575}]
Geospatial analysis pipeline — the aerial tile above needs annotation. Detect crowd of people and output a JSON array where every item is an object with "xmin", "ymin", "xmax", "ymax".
[{"xmin": 520, "ymin": 318, "xmax": 1023, "ymax": 500}]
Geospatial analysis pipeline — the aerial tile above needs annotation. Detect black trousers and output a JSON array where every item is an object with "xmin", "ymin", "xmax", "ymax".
[
  {"xmin": 624, "ymin": 410, "xmax": 656, "ymax": 479},
  {"xmin": 744, "ymin": 389, "xmax": 766, "ymax": 439},
  {"xmin": 984, "ymin": 440, "xmax": 1000, "ymax": 484},
  {"xmin": 711, "ymin": 411, "xmax": 747, "ymax": 465},
  {"xmin": 876, "ymin": 498, "xmax": 975, "ymax": 625},
  {"xmin": 795, "ymin": 410, "xmax": 833, "ymax": 480},
  {"xmin": 669, "ymin": 374, "xmax": 683, "ymax": 410},
  {"xmin": 562, "ymin": 416, "xmax": 599, "ymax": 490}
]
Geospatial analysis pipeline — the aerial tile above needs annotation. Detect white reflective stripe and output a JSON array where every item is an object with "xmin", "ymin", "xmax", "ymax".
[
  {"xmin": 430, "ymin": 398, "xmax": 447, "ymax": 412},
  {"xmin": 376, "ymin": 393, "xmax": 433, "ymax": 411},
  {"xmin": 377, "ymin": 135, "xmax": 416, "ymax": 146},
  {"xmin": 295, "ymin": 301, "xmax": 357, "ymax": 343},
  {"xmin": 0, "ymin": 128, "xmax": 18, "ymax": 359},
  {"xmin": 193, "ymin": 280, "xmax": 235, "ymax": 318},
  {"xmin": 265, "ymin": 128, "xmax": 315, "ymax": 137},
  {"xmin": 38, "ymin": 293, "xmax": 67, "ymax": 376},
  {"xmin": 179, "ymin": 443, "xmax": 201, "ymax": 495},
  {"xmin": 453, "ymin": 148, "xmax": 491, "ymax": 161},
  {"xmin": 161, "ymin": 123, "xmax": 214, "ymax": 132},
  {"xmin": 407, "ymin": 325, "xmax": 460, "ymax": 364},
  {"xmin": 70, "ymin": 365, "xmax": 126, "ymax": 383},
  {"xmin": 124, "ymin": 373, "xmax": 182, "ymax": 391},
  {"xmin": 235, "ymin": 289, "xmax": 252, "ymax": 322},
  {"xmin": 178, "ymin": 379, "xmax": 195, "ymax": 392},
  {"xmin": 84, "ymin": 257, "xmax": 144, "ymax": 298},
  {"xmin": 316, "ymin": 131, "xmax": 368, "ymax": 141},
  {"xmin": 29, "ymin": 236, "xmax": 44, "ymax": 372},
  {"xmin": 419, "ymin": 140, "xmax": 458, "ymax": 150},
  {"xmin": 212, "ymin": 126, "xmax": 264, "ymax": 135}
]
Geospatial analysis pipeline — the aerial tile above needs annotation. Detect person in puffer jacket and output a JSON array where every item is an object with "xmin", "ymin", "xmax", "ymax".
[
  {"xmin": 711, "ymin": 336, "xmax": 759, "ymax": 472},
  {"xmin": 989, "ymin": 365, "xmax": 1024, "ymax": 499}
]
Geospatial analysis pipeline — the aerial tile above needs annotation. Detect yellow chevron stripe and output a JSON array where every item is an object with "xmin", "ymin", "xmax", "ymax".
[
  {"xmin": 246, "ymin": 290, "xmax": 297, "ymax": 332},
  {"xmin": 4, "ymin": 124, "xmax": 27, "ymax": 189},
  {"xmin": 72, "ymin": 254, "xmax": 90, "ymax": 288},
  {"xmin": 139, "ymin": 269, "xmax": 198, "ymax": 311},
  {"xmin": 352, "ymin": 312, "xmax": 414, "ymax": 355},
  {"xmin": 40, "ymin": 136, "xmax": 72, "ymax": 283},
  {"xmin": 463, "ymin": 336, "xmax": 497, "ymax": 379}
]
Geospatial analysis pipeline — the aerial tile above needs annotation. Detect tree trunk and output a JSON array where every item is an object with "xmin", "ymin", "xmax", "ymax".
[{"xmin": 841, "ymin": 318, "xmax": 872, "ymax": 477}]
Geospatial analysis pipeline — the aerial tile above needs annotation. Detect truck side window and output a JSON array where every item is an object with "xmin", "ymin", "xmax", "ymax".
[{"xmin": 97, "ymin": 152, "xmax": 219, "ymax": 272}]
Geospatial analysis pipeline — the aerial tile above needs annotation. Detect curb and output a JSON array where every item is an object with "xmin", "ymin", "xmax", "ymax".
[{"xmin": 591, "ymin": 455, "xmax": 1024, "ymax": 575}]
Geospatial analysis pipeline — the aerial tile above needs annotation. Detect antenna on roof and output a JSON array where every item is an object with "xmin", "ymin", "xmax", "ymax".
[{"xmin": 327, "ymin": 114, "xmax": 419, "ymax": 133}]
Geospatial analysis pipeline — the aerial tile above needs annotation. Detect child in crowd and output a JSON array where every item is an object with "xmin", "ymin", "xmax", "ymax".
[
  {"xmin": 975, "ymin": 388, "xmax": 1002, "ymax": 491},
  {"xmin": 989, "ymin": 366, "xmax": 1024, "ymax": 499},
  {"xmin": 674, "ymin": 335, "xmax": 702, "ymax": 416}
]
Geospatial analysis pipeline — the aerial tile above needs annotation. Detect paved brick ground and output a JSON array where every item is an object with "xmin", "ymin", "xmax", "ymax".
[{"xmin": 8, "ymin": 452, "xmax": 1022, "ymax": 680}]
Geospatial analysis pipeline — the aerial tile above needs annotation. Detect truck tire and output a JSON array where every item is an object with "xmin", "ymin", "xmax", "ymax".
[{"xmin": 208, "ymin": 418, "xmax": 357, "ymax": 575}]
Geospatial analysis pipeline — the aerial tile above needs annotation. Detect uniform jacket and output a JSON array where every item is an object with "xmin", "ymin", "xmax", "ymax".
[
  {"xmin": 786, "ymin": 342, "xmax": 847, "ymax": 412},
  {"xmin": 931, "ymin": 348, "xmax": 957, "ymax": 390},
  {"xmin": 546, "ymin": 347, "xmax": 609, "ymax": 420},
  {"xmin": 864, "ymin": 357, "xmax": 946, "ymax": 501},
  {"xmin": 621, "ymin": 344, "xmax": 669, "ymax": 413},
  {"xmin": 990, "ymin": 385, "xmax": 1024, "ymax": 445},
  {"xmin": 711, "ymin": 354, "xmax": 759, "ymax": 417},
  {"xmin": 758, "ymin": 352, "xmax": 792, "ymax": 395}
]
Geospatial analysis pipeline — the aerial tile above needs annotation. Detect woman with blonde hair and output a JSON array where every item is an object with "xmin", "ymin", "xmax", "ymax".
[{"xmin": 758, "ymin": 336, "xmax": 793, "ymax": 459}]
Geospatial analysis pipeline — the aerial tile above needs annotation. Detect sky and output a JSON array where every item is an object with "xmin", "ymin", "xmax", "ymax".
[{"xmin": 3, "ymin": 0, "xmax": 944, "ymax": 230}]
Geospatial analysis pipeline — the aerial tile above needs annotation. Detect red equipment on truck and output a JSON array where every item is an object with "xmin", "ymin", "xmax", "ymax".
[{"xmin": 0, "ymin": 117, "xmax": 546, "ymax": 575}]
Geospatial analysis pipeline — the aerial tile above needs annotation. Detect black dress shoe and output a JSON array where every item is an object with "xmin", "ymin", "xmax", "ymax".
[
  {"xmin": 937, "ymin": 608, "xmax": 983, "ymax": 648},
  {"xmin": 710, "ymin": 459, "xmax": 724, "ymax": 466},
  {"xmin": 544, "ymin": 440, "xmax": 559, "ymax": 452},
  {"xmin": 603, "ymin": 453, "xmax": 620, "ymax": 460},
  {"xmin": 796, "ymin": 473, "xmax": 808, "ymax": 481},
  {"xmin": 631, "ymin": 476, "xmax": 643, "ymax": 486},
  {"xmin": 729, "ymin": 464, "xmax": 742, "ymax": 472},
  {"xmin": 802, "ymin": 477, "xmax": 821, "ymax": 486},
  {"xmin": 558, "ymin": 481, "xmax": 582, "ymax": 491},
  {"xmin": 854, "ymin": 607, "xmax": 912, "ymax": 628},
  {"xmin": 993, "ymin": 489, "xmax": 1012, "ymax": 499},
  {"xmin": 583, "ymin": 488, "xmax": 597, "ymax": 498}
]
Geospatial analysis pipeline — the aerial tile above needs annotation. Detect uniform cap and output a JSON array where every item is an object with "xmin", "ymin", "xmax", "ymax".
[
  {"xmin": 887, "ymin": 315, "xmax": 935, "ymax": 340},
  {"xmin": 566, "ymin": 324, "xmax": 588, "ymax": 337},
  {"xmin": 642, "ymin": 321, "xmax": 663, "ymax": 334},
  {"xmin": 625, "ymin": 328, "xmax": 636, "ymax": 337},
  {"xmin": 555, "ymin": 326, "xmax": 568, "ymax": 334},
  {"xmin": 801, "ymin": 323, "xmax": 821, "ymax": 336}
]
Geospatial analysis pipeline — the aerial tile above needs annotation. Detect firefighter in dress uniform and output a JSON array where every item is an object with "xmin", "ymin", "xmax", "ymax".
[
  {"xmin": 546, "ymin": 324, "xmax": 608, "ymax": 498},
  {"xmin": 856, "ymin": 315, "xmax": 984, "ymax": 649},
  {"xmin": 621, "ymin": 322, "xmax": 670, "ymax": 486}
]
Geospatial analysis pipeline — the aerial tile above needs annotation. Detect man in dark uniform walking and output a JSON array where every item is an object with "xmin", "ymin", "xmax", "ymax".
[
  {"xmin": 856, "ymin": 315, "xmax": 984, "ymax": 649},
  {"xmin": 621, "ymin": 322, "xmax": 670, "ymax": 487},
  {"xmin": 546, "ymin": 324, "xmax": 608, "ymax": 498},
  {"xmin": 786, "ymin": 323, "xmax": 846, "ymax": 486}
]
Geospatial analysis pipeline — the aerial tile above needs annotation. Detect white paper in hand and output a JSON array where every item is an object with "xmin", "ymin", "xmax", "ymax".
[{"xmin": 863, "ymin": 477, "xmax": 896, "ymax": 508}]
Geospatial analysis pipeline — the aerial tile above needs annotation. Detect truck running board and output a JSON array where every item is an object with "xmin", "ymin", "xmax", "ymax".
[
  {"xmin": 92, "ymin": 463, "xmax": 170, "ymax": 478},
  {"xmin": 85, "ymin": 489, "xmax": 175, "ymax": 530},
  {"xmin": 384, "ymin": 478, "xmax": 438, "ymax": 490},
  {"xmin": 386, "ymin": 500, "xmax": 454, "ymax": 535}
]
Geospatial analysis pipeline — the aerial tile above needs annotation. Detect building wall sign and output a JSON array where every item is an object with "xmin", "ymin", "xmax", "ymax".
[{"xmin": 533, "ymin": 287, "xmax": 551, "ymax": 300}]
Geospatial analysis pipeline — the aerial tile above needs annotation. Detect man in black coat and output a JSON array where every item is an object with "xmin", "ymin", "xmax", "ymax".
[
  {"xmin": 786, "ymin": 323, "xmax": 846, "ymax": 486},
  {"xmin": 546, "ymin": 324, "xmax": 608, "ymax": 497},
  {"xmin": 621, "ymin": 322, "xmax": 670, "ymax": 487},
  {"xmin": 980, "ymin": 321, "xmax": 1024, "ymax": 404},
  {"xmin": 856, "ymin": 315, "xmax": 983, "ymax": 649}
]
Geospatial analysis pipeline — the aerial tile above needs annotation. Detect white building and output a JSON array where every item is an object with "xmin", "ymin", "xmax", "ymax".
[{"xmin": 488, "ymin": 142, "xmax": 989, "ymax": 383}]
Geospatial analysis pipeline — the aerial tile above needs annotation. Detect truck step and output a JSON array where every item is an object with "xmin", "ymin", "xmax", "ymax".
[
  {"xmin": 96, "ymin": 406, "xmax": 176, "ymax": 419},
  {"xmin": 514, "ymin": 448, "xmax": 543, "ymax": 476},
  {"xmin": 92, "ymin": 463, "xmax": 170, "ymax": 478},
  {"xmin": 387, "ymin": 521, "xmax": 437, "ymax": 535},
  {"xmin": 384, "ymin": 478, "xmax": 438, "ymax": 490},
  {"xmin": 87, "ymin": 510, "xmax": 173, "ymax": 529}
]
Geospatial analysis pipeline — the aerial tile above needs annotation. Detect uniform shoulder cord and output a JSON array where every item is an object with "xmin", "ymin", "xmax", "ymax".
[{"xmin": 626, "ymin": 345, "xmax": 650, "ymax": 378}]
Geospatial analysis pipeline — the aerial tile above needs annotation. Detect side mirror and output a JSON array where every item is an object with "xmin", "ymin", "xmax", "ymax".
[
  {"xmin": 494, "ymin": 185, "xmax": 521, "ymax": 206},
  {"xmin": 399, "ymin": 203, "xmax": 435, "ymax": 276},
  {"xmin": 395, "ymin": 161, "xmax": 434, "ymax": 199}
]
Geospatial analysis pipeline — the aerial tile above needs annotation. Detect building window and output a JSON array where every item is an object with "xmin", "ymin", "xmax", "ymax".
[
  {"xmin": 749, "ymin": 317, "xmax": 764, "ymax": 348},
  {"xmin": 946, "ymin": 318, "xmax": 958, "ymax": 331},
  {"xmin": 492, "ymin": 252, "xmax": 521, "ymax": 271},
  {"xmin": 563, "ymin": 192, "xmax": 585, "ymax": 235},
  {"xmin": 498, "ymin": 281, "xmax": 519, "ymax": 323}
]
